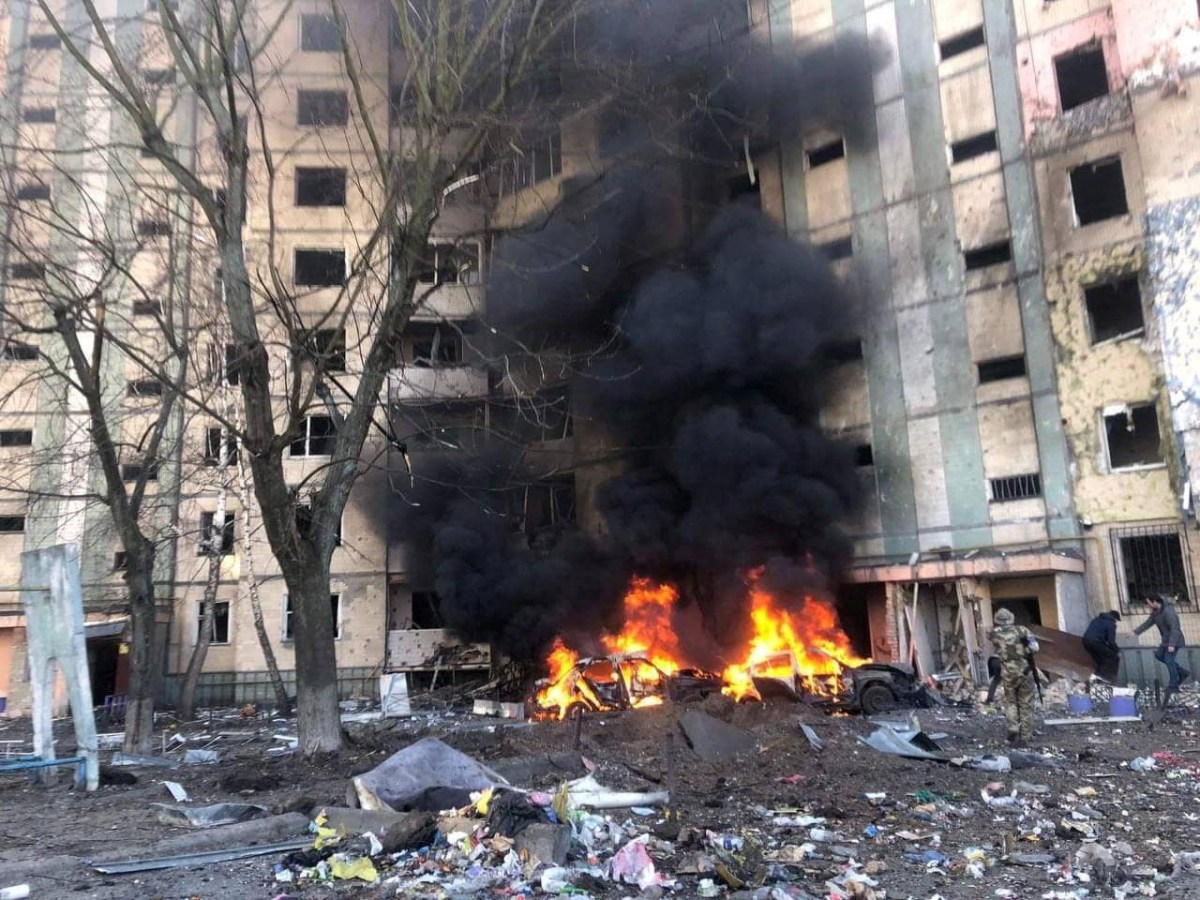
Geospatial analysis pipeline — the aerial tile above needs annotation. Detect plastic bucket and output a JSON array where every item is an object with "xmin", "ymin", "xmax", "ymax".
[
  {"xmin": 1068, "ymin": 694, "xmax": 1093, "ymax": 715},
  {"xmin": 1110, "ymin": 694, "xmax": 1137, "ymax": 717}
]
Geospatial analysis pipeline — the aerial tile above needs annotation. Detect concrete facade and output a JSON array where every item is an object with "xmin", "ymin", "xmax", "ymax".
[
  {"xmin": 761, "ymin": 0, "xmax": 1200, "ymax": 677},
  {"xmin": 0, "ymin": 0, "xmax": 1197, "ymax": 710}
]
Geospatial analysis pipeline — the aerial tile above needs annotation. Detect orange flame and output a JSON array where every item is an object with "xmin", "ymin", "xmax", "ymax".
[
  {"xmin": 601, "ymin": 579, "xmax": 683, "ymax": 675},
  {"xmin": 532, "ymin": 572, "xmax": 869, "ymax": 716},
  {"xmin": 721, "ymin": 579, "xmax": 870, "ymax": 701}
]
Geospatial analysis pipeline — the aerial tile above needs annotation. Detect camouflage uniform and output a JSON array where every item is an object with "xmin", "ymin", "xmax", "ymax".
[{"xmin": 989, "ymin": 608, "xmax": 1040, "ymax": 743}]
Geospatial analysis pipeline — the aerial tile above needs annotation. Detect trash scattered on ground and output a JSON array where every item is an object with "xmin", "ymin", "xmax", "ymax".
[
  {"xmin": 154, "ymin": 802, "xmax": 270, "ymax": 828},
  {"xmin": 162, "ymin": 781, "xmax": 189, "ymax": 802},
  {"xmin": 352, "ymin": 737, "xmax": 509, "ymax": 812}
]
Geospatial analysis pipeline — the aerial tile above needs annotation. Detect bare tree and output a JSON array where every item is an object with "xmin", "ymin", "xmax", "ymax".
[{"xmin": 22, "ymin": 0, "xmax": 606, "ymax": 752}]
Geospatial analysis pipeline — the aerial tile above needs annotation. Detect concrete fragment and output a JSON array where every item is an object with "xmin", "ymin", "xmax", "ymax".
[
  {"xmin": 678, "ymin": 710, "xmax": 755, "ymax": 763},
  {"xmin": 318, "ymin": 807, "xmax": 419, "ymax": 837},
  {"xmin": 490, "ymin": 752, "xmax": 588, "ymax": 785},
  {"xmin": 380, "ymin": 811, "xmax": 436, "ymax": 854},
  {"xmin": 515, "ymin": 822, "xmax": 571, "ymax": 866}
]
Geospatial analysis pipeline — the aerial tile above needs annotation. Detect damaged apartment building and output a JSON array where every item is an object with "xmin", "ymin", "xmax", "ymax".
[
  {"xmin": 751, "ymin": 0, "xmax": 1200, "ymax": 684},
  {"xmin": 0, "ymin": 0, "xmax": 1197, "ymax": 714}
]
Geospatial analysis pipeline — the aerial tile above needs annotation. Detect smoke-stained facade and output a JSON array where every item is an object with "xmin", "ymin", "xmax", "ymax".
[{"xmin": 0, "ymin": 0, "xmax": 1197, "ymax": 711}]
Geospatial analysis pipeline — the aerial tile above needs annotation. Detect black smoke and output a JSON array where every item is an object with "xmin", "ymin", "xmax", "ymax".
[{"xmin": 394, "ymin": 5, "xmax": 883, "ymax": 664}]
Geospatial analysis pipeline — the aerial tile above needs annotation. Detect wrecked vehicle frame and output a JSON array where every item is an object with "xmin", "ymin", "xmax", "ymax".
[{"xmin": 531, "ymin": 654, "xmax": 723, "ymax": 718}]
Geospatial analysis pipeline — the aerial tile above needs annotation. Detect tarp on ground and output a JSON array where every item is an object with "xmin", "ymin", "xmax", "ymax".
[{"xmin": 352, "ymin": 737, "xmax": 509, "ymax": 812}]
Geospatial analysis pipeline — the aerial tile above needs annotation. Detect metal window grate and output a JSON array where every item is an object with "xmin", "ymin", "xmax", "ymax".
[
  {"xmin": 989, "ymin": 473, "xmax": 1042, "ymax": 502},
  {"xmin": 1111, "ymin": 524, "xmax": 1196, "ymax": 612}
]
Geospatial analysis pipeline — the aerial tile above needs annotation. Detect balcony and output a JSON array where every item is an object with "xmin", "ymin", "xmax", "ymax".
[
  {"xmin": 388, "ymin": 365, "xmax": 489, "ymax": 404},
  {"xmin": 412, "ymin": 284, "xmax": 483, "ymax": 321}
]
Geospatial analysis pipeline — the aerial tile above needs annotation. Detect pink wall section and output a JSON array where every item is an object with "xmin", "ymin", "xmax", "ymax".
[
  {"xmin": 1015, "ymin": 10, "xmax": 1124, "ymax": 138},
  {"xmin": 1012, "ymin": 10, "xmax": 1123, "ymax": 138},
  {"xmin": 1111, "ymin": 0, "xmax": 1200, "ymax": 77}
]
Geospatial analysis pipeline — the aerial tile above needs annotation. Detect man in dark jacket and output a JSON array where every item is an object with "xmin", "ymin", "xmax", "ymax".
[
  {"xmin": 1134, "ymin": 594, "xmax": 1190, "ymax": 702},
  {"xmin": 1083, "ymin": 611, "xmax": 1122, "ymax": 682}
]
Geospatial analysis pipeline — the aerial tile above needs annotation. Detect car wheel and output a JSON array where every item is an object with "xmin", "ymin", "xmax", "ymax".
[{"xmin": 859, "ymin": 682, "xmax": 897, "ymax": 715}]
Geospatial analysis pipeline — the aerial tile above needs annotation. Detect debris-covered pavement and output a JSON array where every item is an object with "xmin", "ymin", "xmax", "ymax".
[{"xmin": 3, "ymin": 692, "xmax": 1200, "ymax": 898}]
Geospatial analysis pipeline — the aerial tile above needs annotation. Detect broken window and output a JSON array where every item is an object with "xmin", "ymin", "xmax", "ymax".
[
  {"xmin": 127, "ymin": 378, "xmax": 164, "ymax": 397},
  {"xmin": 294, "ymin": 248, "xmax": 345, "ymax": 287},
  {"xmin": 295, "ymin": 503, "xmax": 342, "ymax": 545},
  {"xmin": 290, "ymin": 414, "xmax": 337, "ymax": 457},
  {"xmin": 495, "ymin": 131, "xmax": 562, "ymax": 194},
  {"xmin": 284, "ymin": 593, "xmax": 340, "ymax": 640},
  {"xmin": 1114, "ymin": 525, "xmax": 1194, "ymax": 610},
  {"xmin": 410, "ymin": 591, "xmax": 443, "ymax": 629},
  {"xmin": 1055, "ymin": 44, "xmax": 1110, "ymax": 112},
  {"xmin": 1104, "ymin": 403, "xmax": 1162, "ymax": 469},
  {"xmin": 297, "ymin": 89, "xmax": 348, "ymax": 126},
  {"xmin": 137, "ymin": 219, "xmax": 171, "ymax": 237},
  {"xmin": 113, "ymin": 551, "xmax": 128, "ymax": 571},
  {"xmin": 203, "ymin": 426, "xmax": 239, "ymax": 466},
  {"xmin": 9, "ymin": 262, "xmax": 46, "ymax": 280},
  {"xmin": 817, "ymin": 237, "xmax": 853, "ymax": 261},
  {"xmin": 824, "ymin": 339, "xmax": 865, "ymax": 364},
  {"xmin": 951, "ymin": 130, "xmax": 998, "ymax": 164},
  {"xmin": 407, "ymin": 323, "xmax": 463, "ymax": 367},
  {"xmin": 302, "ymin": 327, "xmax": 347, "ymax": 371},
  {"xmin": 121, "ymin": 461, "xmax": 159, "ymax": 481},
  {"xmin": 224, "ymin": 344, "xmax": 244, "ymax": 386},
  {"xmin": 300, "ymin": 13, "xmax": 340, "ymax": 51},
  {"xmin": 199, "ymin": 511, "xmax": 235, "ymax": 556},
  {"xmin": 728, "ymin": 171, "xmax": 761, "ymax": 203},
  {"xmin": 2, "ymin": 342, "xmax": 37, "ymax": 360},
  {"xmin": 977, "ymin": 355, "xmax": 1027, "ymax": 383},
  {"xmin": 132, "ymin": 299, "xmax": 162, "ymax": 316},
  {"xmin": 395, "ymin": 401, "xmax": 486, "ymax": 449},
  {"xmin": 963, "ymin": 240, "xmax": 1012, "ymax": 271},
  {"xmin": 854, "ymin": 444, "xmax": 874, "ymax": 467},
  {"xmin": 0, "ymin": 430, "xmax": 32, "ymax": 447},
  {"xmin": 28, "ymin": 33, "xmax": 61, "ymax": 50},
  {"xmin": 197, "ymin": 601, "xmax": 231, "ymax": 644},
  {"xmin": 806, "ymin": 138, "xmax": 845, "ymax": 169},
  {"xmin": 1084, "ymin": 275, "xmax": 1144, "ymax": 344},
  {"xmin": 416, "ymin": 243, "xmax": 481, "ymax": 286},
  {"xmin": 16, "ymin": 181, "xmax": 51, "ymax": 201},
  {"xmin": 143, "ymin": 68, "xmax": 175, "ymax": 86},
  {"xmin": 524, "ymin": 478, "xmax": 576, "ymax": 537},
  {"xmin": 22, "ymin": 107, "xmax": 56, "ymax": 124},
  {"xmin": 939, "ymin": 26, "xmax": 985, "ymax": 61},
  {"xmin": 990, "ymin": 473, "xmax": 1042, "ymax": 502},
  {"xmin": 0, "ymin": 516, "xmax": 25, "ymax": 533},
  {"xmin": 1070, "ymin": 157, "xmax": 1128, "ymax": 226},
  {"xmin": 295, "ymin": 167, "xmax": 346, "ymax": 206}
]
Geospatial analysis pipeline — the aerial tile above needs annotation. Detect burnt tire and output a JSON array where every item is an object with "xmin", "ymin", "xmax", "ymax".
[{"xmin": 859, "ymin": 682, "xmax": 898, "ymax": 715}]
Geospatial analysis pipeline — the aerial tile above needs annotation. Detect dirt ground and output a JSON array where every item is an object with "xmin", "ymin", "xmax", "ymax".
[{"xmin": 1, "ymin": 693, "xmax": 1200, "ymax": 899}]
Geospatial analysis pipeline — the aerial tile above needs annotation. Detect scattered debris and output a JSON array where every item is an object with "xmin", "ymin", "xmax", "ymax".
[
  {"xmin": 678, "ymin": 709, "xmax": 756, "ymax": 762},
  {"xmin": 351, "ymin": 737, "xmax": 508, "ymax": 812},
  {"xmin": 153, "ymin": 803, "xmax": 270, "ymax": 828},
  {"xmin": 162, "ymin": 781, "xmax": 189, "ymax": 802},
  {"xmin": 92, "ymin": 840, "xmax": 310, "ymax": 875}
]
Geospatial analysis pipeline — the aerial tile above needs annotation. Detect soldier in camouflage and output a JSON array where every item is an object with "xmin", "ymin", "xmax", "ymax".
[{"xmin": 988, "ymin": 607, "xmax": 1040, "ymax": 746}]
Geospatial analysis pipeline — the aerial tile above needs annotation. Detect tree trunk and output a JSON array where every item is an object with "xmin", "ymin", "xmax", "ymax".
[
  {"xmin": 233, "ymin": 436, "xmax": 290, "ymax": 714},
  {"xmin": 123, "ymin": 542, "xmax": 159, "ymax": 754},
  {"xmin": 288, "ymin": 565, "xmax": 342, "ymax": 754},
  {"xmin": 178, "ymin": 526, "xmax": 224, "ymax": 720}
]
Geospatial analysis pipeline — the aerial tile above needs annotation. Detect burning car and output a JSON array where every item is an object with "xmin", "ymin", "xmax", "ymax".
[{"xmin": 532, "ymin": 652, "xmax": 723, "ymax": 719}]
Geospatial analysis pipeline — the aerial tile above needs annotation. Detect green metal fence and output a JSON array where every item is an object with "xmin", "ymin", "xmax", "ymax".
[{"xmin": 161, "ymin": 667, "xmax": 379, "ymax": 709}]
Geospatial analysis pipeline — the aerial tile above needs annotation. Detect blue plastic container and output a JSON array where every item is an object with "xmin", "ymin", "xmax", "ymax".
[
  {"xmin": 1068, "ymin": 694, "xmax": 1093, "ymax": 715},
  {"xmin": 1110, "ymin": 694, "xmax": 1137, "ymax": 717}
]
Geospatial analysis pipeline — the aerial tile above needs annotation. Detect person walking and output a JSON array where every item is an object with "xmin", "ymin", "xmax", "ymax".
[
  {"xmin": 1082, "ymin": 610, "xmax": 1122, "ymax": 682},
  {"xmin": 989, "ymin": 607, "xmax": 1040, "ymax": 746},
  {"xmin": 1134, "ymin": 594, "xmax": 1190, "ymax": 704}
]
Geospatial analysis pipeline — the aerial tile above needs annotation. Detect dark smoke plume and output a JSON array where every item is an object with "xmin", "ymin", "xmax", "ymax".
[{"xmin": 395, "ymin": 3, "xmax": 883, "ymax": 663}]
